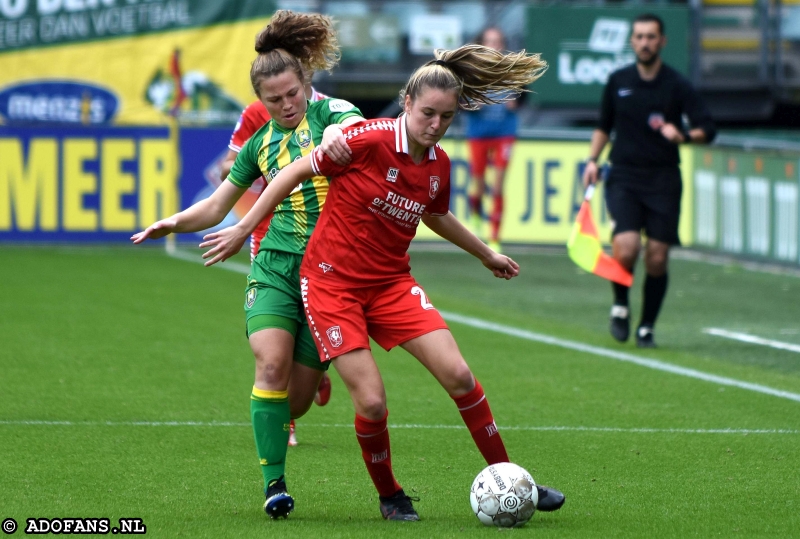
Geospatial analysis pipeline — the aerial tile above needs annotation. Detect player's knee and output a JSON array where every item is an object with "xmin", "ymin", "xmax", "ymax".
[
  {"xmin": 289, "ymin": 397, "xmax": 313, "ymax": 419},
  {"xmin": 254, "ymin": 355, "xmax": 291, "ymax": 387},
  {"xmin": 445, "ymin": 361, "xmax": 475, "ymax": 397},
  {"xmin": 355, "ymin": 393, "xmax": 387, "ymax": 421}
]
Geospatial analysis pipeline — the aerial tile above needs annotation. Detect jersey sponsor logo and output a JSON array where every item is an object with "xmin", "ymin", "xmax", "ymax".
[
  {"xmin": 618, "ymin": 88, "xmax": 632, "ymax": 97},
  {"xmin": 319, "ymin": 262, "xmax": 333, "ymax": 273},
  {"xmin": 328, "ymin": 99, "xmax": 355, "ymax": 113},
  {"xmin": 245, "ymin": 288, "xmax": 257, "ymax": 309},
  {"xmin": 295, "ymin": 129, "xmax": 312, "ymax": 149},
  {"xmin": 370, "ymin": 191, "xmax": 428, "ymax": 228},
  {"xmin": 386, "ymin": 167, "xmax": 399, "ymax": 182},
  {"xmin": 429, "ymin": 176, "xmax": 441, "ymax": 199},
  {"xmin": 648, "ymin": 112, "xmax": 665, "ymax": 130},
  {"xmin": 326, "ymin": 326, "xmax": 343, "ymax": 348}
]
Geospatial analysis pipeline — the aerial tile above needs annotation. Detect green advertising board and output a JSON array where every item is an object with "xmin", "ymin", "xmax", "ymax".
[
  {"xmin": 526, "ymin": 6, "xmax": 689, "ymax": 106},
  {"xmin": 693, "ymin": 147, "xmax": 800, "ymax": 264},
  {"xmin": 0, "ymin": 0, "xmax": 276, "ymax": 53}
]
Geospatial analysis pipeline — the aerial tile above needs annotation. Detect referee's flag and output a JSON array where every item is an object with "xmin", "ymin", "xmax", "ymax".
[{"xmin": 567, "ymin": 185, "xmax": 633, "ymax": 286}]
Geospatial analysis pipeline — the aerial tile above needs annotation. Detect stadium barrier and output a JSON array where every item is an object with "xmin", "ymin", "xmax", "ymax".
[
  {"xmin": 692, "ymin": 139, "xmax": 800, "ymax": 265},
  {"xmin": 0, "ymin": 125, "xmax": 697, "ymax": 248}
]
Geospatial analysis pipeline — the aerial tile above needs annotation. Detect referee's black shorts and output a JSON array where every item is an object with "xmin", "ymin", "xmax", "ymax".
[{"xmin": 604, "ymin": 165, "xmax": 682, "ymax": 245}]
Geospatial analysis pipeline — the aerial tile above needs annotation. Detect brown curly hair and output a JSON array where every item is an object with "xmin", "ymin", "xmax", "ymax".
[{"xmin": 251, "ymin": 10, "xmax": 340, "ymax": 97}]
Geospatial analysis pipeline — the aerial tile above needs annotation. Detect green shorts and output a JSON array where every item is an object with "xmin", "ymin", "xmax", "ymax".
[{"xmin": 244, "ymin": 249, "xmax": 328, "ymax": 372}]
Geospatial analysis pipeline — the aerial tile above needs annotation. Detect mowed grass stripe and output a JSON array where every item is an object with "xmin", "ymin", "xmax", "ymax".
[
  {"xmin": 2, "ymin": 420, "xmax": 798, "ymax": 435},
  {"xmin": 168, "ymin": 247, "xmax": 800, "ymax": 404}
]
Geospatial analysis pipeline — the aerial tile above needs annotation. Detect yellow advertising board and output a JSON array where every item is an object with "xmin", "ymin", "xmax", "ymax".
[
  {"xmin": 0, "ymin": 0, "xmax": 284, "ymax": 127},
  {"xmin": 417, "ymin": 139, "xmax": 694, "ymax": 246}
]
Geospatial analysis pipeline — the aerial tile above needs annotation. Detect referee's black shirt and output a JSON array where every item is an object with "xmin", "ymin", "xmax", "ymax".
[{"xmin": 598, "ymin": 63, "xmax": 716, "ymax": 169}]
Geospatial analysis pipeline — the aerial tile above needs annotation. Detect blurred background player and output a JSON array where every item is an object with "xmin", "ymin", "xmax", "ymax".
[
  {"xmin": 582, "ymin": 13, "xmax": 716, "ymax": 348},
  {"xmin": 465, "ymin": 27, "xmax": 522, "ymax": 253},
  {"xmin": 219, "ymin": 73, "xmax": 332, "ymax": 448},
  {"xmin": 201, "ymin": 44, "xmax": 565, "ymax": 522},
  {"xmin": 132, "ymin": 10, "xmax": 365, "ymax": 520}
]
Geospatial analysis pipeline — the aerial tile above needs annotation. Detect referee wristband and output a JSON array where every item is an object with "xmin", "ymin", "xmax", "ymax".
[{"xmin": 681, "ymin": 129, "xmax": 692, "ymax": 143}]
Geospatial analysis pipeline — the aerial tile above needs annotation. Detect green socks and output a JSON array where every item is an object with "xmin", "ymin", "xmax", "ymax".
[{"xmin": 250, "ymin": 386, "xmax": 290, "ymax": 490}]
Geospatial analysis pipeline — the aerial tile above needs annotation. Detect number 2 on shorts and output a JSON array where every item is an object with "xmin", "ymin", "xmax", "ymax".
[{"xmin": 411, "ymin": 286, "xmax": 435, "ymax": 310}]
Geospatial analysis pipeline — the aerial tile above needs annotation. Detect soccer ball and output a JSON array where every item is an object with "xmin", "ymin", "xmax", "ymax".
[{"xmin": 469, "ymin": 462, "xmax": 538, "ymax": 527}]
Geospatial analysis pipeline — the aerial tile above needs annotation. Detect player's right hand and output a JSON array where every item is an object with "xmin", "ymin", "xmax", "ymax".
[
  {"xmin": 321, "ymin": 125, "xmax": 352, "ymax": 166},
  {"xmin": 131, "ymin": 217, "xmax": 178, "ymax": 243},
  {"xmin": 582, "ymin": 160, "xmax": 600, "ymax": 189},
  {"xmin": 199, "ymin": 225, "xmax": 249, "ymax": 266}
]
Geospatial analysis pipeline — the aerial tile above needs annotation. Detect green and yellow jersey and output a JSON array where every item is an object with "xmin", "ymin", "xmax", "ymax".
[{"xmin": 227, "ymin": 98, "xmax": 362, "ymax": 255}]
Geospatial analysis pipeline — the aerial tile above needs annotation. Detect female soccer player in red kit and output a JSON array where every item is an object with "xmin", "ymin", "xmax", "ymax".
[{"xmin": 201, "ymin": 44, "xmax": 565, "ymax": 521}]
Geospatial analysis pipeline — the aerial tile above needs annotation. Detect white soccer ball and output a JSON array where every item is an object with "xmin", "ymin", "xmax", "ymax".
[{"xmin": 469, "ymin": 462, "xmax": 538, "ymax": 528}]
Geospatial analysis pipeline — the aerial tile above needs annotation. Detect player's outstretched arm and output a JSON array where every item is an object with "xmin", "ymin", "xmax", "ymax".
[
  {"xmin": 320, "ymin": 115, "xmax": 365, "ymax": 165},
  {"xmin": 199, "ymin": 155, "xmax": 315, "ymax": 266},
  {"xmin": 422, "ymin": 212, "xmax": 519, "ymax": 280},
  {"xmin": 131, "ymin": 181, "xmax": 246, "ymax": 244}
]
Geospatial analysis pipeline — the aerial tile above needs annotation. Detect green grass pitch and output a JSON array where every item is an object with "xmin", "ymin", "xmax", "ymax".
[{"xmin": 1, "ymin": 244, "xmax": 799, "ymax": 538}]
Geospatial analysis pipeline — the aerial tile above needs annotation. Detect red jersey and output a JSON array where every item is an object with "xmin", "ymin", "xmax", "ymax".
[
  {"xmin": 305, "ymin": 115, "xmax": 451, "ymax": 285},
  {"xmin": 228, "ymin": 102, "xmax": 271, "ymax": 153}
]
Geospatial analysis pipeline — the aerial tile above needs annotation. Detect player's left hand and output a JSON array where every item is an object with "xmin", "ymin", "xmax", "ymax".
[
  {"xmin": 483, "ymin": 253, "xmax": 520, "ymax": 280},
  {"xmin": 321, "ymin": 125, "xmax": 352, "ymax": 165},
  {"xmin": 199, "ymin": 225, "xmax": 249, "ymax": 266},
  {"xmin": 660, "ymin": 123, "xmax": 685, "ymax": 144}
]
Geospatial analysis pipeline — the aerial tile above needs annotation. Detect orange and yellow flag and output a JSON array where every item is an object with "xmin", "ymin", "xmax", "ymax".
[{"xmin": 567, "ymin": 185, "xmax": 633, "ymax": 286}]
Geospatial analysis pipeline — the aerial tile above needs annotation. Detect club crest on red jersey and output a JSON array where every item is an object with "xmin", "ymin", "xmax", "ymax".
[
  {"xmin": 319, "ymin": 262, "xmax": 333, "ymax": 273},
  {"xmin": 326, "ymin": 326, "xmax": 343, "ymax": 348},
  {"xmin": 429, "ymin": 176, "xmax": 440, "ymax": 199},
  {"xmin": 386, "ymin": 167, "xmax": 399, "ymax": 182}
]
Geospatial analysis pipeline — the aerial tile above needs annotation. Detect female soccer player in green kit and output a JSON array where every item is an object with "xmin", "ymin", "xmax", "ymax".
[{"xmin": 131, "ymin": 10, "xmax": 364, "ymax": 519}]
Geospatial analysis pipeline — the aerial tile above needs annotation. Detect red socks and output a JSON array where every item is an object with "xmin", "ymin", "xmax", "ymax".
[
  {"xmin": 355, "ymin": 411, "xmax": 401, "ymax": 498},
  {"xmin": 490, "ymin": 195, "xmax": 504, "ymax": 242},
  {"xmin": 469, "ymin": 194, "xmax": 483, "ymax": 217},
  {"xmin": 354, "ymin": 383, "xmax": 507, "ymax": 499},
  {"xmin": 452, "ymin": 379, "xmax": 509, "ymax": 464}
]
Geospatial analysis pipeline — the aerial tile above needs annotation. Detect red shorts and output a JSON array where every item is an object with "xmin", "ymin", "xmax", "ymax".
[
  {"xmin": 300, "ymin": 274, "xmax": 449, "ymax": 361},
  {"xmin": 468, "ymin": 136, "xmax": 515, "ymax": 178}
]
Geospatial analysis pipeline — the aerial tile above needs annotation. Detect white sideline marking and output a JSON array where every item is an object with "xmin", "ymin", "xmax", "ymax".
[
  {"xmin": 0, "ymin": 420, "xmax": 797, "ymax": 434},
  {"xmin": 166, "ymin": 248, "xmax": 800, "ymax": 404},
  {"xmin": 704, "ymin": 328, "xmax": 800, "ymax": 354},
  {"xmin": 167, "ymin": 247, "xmax": 251, "ymax": 274},
  {"xmin": 441, "ymin": 312, "xmax": 800, "ymax": 404}
]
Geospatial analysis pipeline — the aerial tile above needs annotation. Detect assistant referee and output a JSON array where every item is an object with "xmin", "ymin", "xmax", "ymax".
[{"xmin": 582, "ymin": 13, "xmax": 716, "ymax": 348}]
